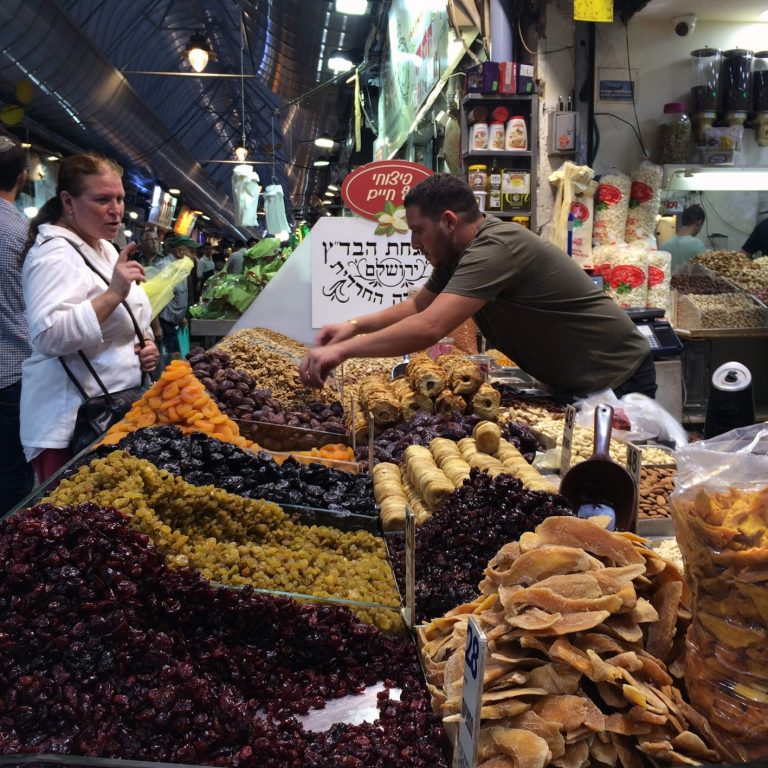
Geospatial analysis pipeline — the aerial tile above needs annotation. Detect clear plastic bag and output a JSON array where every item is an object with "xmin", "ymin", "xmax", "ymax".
[
  {"xmin": 671, "ymin": 423, "xmax": 768, "ymax": 762},
  {"xmin": 143, "ymin": 256, "xmax": 194, "ymax": 320}
]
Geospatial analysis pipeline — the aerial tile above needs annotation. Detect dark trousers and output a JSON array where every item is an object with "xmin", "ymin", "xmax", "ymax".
[
  {"xmin": 160, "ymin": 318, "xmax": 180, "ymax": 354},
  {"xmin": 0, "ymin": 380, "xmax": 34, "ymax": 515}
]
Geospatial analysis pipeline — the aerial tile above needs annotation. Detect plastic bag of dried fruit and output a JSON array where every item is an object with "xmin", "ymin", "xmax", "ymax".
[
  {"xmin": 625, "ymin": 160, "xmax": 663, "ymax": 242},
  {"xmin": 592, "ymin": 170, "xmax": 631, "ymax": 246},
  {"xmin": 671, "ymin": 423, "xmax": 768, "ymax": 762}
]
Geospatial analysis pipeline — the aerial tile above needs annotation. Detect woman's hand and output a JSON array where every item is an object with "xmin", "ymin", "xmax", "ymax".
[
  {"xmin": 135, "ymin": 338, "xmax": 160, "ymax": 372},
  {"xmin": 108, "ymin": 243, "xmax": 145, "ymax": 300}
]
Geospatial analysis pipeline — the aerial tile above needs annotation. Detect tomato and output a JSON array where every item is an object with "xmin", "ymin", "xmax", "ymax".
[
  {"xmin": 570, "ymin": 201, "xmax": 590, "ymax": 222},
  {"xmin": 597, "ymin": 184, "xmax": 622, "ymax": 206},
  {"xmin": 609, "ymin": 264, "xmax": 645, "ymax": 289},
  {"xmin": 648, "ymin": 265, "xmax": 665, "ymax": 287}
]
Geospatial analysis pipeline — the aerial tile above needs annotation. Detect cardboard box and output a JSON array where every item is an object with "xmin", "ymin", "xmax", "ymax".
[
  {"xmin": 517, "ymin": 63, "xmax": 534, "ymax": 94},
  {"xmin": 498, "ymin": 62, "xmax": 517, "ymax": 94},
  {"xmin": 466, "ymin": 62, "xmax": 499, "ymax": 94}
]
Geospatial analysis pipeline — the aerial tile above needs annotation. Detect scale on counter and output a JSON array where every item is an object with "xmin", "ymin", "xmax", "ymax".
[{"xmin": 625, "ymin": 308, "xmax": 684, "ymax": 358}]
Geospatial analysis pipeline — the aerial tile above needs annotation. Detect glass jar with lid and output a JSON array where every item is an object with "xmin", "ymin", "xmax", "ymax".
[
  {"xmin": 722, "ymin": 48, "xmax": 753, "ymax": 125},
  {"xmin": 691, "ymin": 47, "xmax": 720, "ymax": 143},
  {"xmin": 754, "ymin": 51, "xmax": 768, "ymax": 146},
  {"xmin": 653, "ymin": 102, "xmax": 691, "ymax": 164}
]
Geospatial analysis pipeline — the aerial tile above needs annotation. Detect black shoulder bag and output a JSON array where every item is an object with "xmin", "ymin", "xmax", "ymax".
[{"xmin": 48, "ymin": 237, "xmax": 151, "ymax": 454}]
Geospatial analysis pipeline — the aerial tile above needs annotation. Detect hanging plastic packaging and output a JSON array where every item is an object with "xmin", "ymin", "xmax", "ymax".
[
  {"xmin": 142, "ymin": 256, "xmax": 195, "ymax": 320},
  {"xmin": 264, "ymin": 183, "xmax": 290, "ymax": 237},
  {"xmin": 232, "ymin": 165, "xmax": 261, "ymax": 227},
  {"xmin": 592, "ymin": 170, "xmax": 631, "ymax": 246},
  {"xmin": 624, "ymin": 160, "xmax": 663, "ymax": 242}
]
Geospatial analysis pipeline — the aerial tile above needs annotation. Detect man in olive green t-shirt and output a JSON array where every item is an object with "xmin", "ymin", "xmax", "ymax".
[{"xmin": 299, "ymin": 174, "xmax": 654, "ymax": 400}]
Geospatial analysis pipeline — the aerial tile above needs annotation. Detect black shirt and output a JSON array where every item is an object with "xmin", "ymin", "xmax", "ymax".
[{"xmin": 742, "ymin": 219, "xmax": 768, "ymax": 257}]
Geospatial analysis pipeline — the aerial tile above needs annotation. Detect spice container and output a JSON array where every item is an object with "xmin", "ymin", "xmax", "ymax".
[
  {"xmin": 486, "ymin": 161, "xmax": 502, "ymax": 212},
  {"xmin": 691, "ymin": 47, "xmax": 721, "ymax": 144},
  {"xmin": 467, "ymin": 164, "xmax": 488, "ymax": 191},
  {"xmin": 505, "ymin": 116, "xmax": 528, "ymax": 151},
  {"xmin": 488, "ymin": 121, "xmax": 506, "ymax": 151},
  {"xmin": 466, "ymin": 106, "xmax": 488, "ymax": 124},
  {"xmin": 722, "ymin": 48, "xmax": 753, "ymax": 125},
  {"xmin": 491, "ymin": 106, "xmax": 510, "ymax": 124},
  {"xmin": 653, "ymin": 102, "xmax": 691, "ymax": 164},
  {"xmin": 470, "ymin": 121, "xmax": 489, "ymax": 150}
]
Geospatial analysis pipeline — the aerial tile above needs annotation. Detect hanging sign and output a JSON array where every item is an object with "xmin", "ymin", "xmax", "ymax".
[
  {"xmin": 310, "ymin": 216, "xmax": 430, "ymax": 328},
  {"xmin": 574, "ymin": 0, "xmax": 613, "ymax": 22},
  {"xmin": 341, "ymin": 160, "xmax": 433, "ymax": 226}
]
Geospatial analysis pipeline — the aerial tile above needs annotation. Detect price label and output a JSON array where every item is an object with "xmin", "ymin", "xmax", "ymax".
[
  {"xmin": 626, "ymin": 444, "xmax": 642, "ymax": 531},
  {"xmin": 403, "ymin": 503, "xmax": 416, "ymax": 629},
  {"xmin": 560, "ymin": 404, "xmax": 577, "ymax": 476},
  {"xmin": 455, "ymin": 616, "xmax": 487, "ymax": 768}
]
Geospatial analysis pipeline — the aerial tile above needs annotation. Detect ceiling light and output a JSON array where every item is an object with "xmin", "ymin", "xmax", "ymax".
[
  {"xmin": 328, "ymin": 52, "xmax": 355, "ymax": 74},
  {"xmin": 327, "ymin": 184, "xmax": 339, "ymax": 191},
  {"xmin": 314, "ymin": 135, "xmax": 335, "ymax": 149},
  {"xmin": 201, "ymin": 214, "xmax": 210, "ymax": 221},
  {"xmin": 313, "ymin": 156, "xmax": 330, "ymax": 167},
  {"xmin": 234, "ymin": 145, "xmax": 248, "ymax": 162},
  {"xmin": 128, "ymin": 211, "xmax": 139, "ymax": 220},
  {"xmin": 23, "ymin": 206, "xmax": 38, "ymax": 218},
  {"xmin": 21, "ymin": 142, "xmax": 31, "ymax": 149},
  {"xmin": 185, "ymin": 33, "xmax": 213, "ymax": 73},
  {"xmin": 169, "ymin": 187, "xmax": 181, "ymax": 195},
  {"xmin": 123, "ymin": 229, "xmax": 133, "ymax": 238},
  {"xmin": 335, "ymin": 0, "xmax": 367, "ymax": 13},
  {"xmin": 46, "ymin": 155, "xmax": 59, "ymax": 162}
]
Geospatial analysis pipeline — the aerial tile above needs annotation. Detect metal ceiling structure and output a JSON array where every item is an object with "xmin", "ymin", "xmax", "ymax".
[{"xmin": 0, "ymin": 0, "xmax": 387, "ymax": 237}]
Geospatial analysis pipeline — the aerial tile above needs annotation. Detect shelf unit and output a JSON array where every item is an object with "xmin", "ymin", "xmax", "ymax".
[{"xmin": 461, "ymin": 93, "xmax": 538, "ymax": 230}]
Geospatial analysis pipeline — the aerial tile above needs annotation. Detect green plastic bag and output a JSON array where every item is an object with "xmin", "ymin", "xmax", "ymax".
[
  {"xmin": 177, "ymin": 325, "xmax": 190, "ymax": 358},
  {"xmin": 143, "ymin": 256, "xmax": 194, "ymax": 320}
]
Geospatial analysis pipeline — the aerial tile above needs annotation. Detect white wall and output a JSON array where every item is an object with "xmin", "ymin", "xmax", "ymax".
[{"xmin": 594, "ymin": 17, "xmax": 768, "ymax": 250}]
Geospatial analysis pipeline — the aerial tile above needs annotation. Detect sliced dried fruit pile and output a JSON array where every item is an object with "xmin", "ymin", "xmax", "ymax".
[
  {"xmin": 419, "ymin": 516, "xmax": 725, "ymax": 768},
  {"xmin": 0, "ymin": 502, "xmax": 447, "ymax": 766},
  {"xmin": 100, "ymin": 360, "xmax": 252, "ymax": 450}
]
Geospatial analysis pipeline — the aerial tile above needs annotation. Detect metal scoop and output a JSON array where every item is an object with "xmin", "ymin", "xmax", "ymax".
[
  {"xmin": 559, "ymin": 403, "xmax": 637, "ymax": 532},
  {"xmin": 391, "ymin": 354, "xmax": 410, "ymax": 380}
]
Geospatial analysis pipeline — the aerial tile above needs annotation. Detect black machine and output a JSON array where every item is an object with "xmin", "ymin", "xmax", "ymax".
[
  {"xmin": 625, "ymin": 308, "xmax": 684, "ymax": 359},
  {"xmin": 705, "ymin": 362, "xmax": 756, "ymax": 438}
]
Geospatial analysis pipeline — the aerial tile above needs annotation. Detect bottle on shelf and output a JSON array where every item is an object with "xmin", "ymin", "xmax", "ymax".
[
  {"xmin": 505, "ymin": 115, "xmax": 528, "ymax": 151},
  {"xmin": 487, "ymin": 160, "xmax": 502, "ymax": 212},
  {"xmin": 488, "ymin": 121, "xmax": 506, "ymax": 151}
]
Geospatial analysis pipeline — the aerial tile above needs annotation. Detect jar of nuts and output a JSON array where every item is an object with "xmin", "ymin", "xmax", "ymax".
[{"xmin": 654, "ymin": 102, "xmax": 691, "ymax": 164}]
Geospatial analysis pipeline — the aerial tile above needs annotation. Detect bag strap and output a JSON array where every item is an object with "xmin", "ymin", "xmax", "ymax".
[{"xmin": 41, "ymin": 235, "xmax": 152, "ymax": 392}]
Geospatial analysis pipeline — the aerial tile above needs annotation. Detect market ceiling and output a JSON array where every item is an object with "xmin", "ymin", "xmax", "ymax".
[{"xmin": 0, "ymin": 0, "xmax": 387, "ymax": 237}]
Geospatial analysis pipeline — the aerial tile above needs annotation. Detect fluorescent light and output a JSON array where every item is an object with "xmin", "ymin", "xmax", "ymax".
[
  {"xmin": 327, "ymin": 184, "xmax": 339, "ymax": 191},
  {"xmin": 46, "ymin": 155, "xmax": 59, "ymax": 161},
  {"xmin": 21, "ymin": 142, "xmax": 31, "ymax": 149},
  {"xmin": 328, "ymin": 53, "xmax": 355, "ymax": 73},
  {"xmin": 201, "ymin": 214, "xmax": 210, "ymax": 221},
  {"xmin": 128, "ymin": 211, "xmax": 138, "ymax": 220},
  {"xmin": 761, "ymin": 8, "xmax": 768, "ymax": 19},
  {"xmin": 123, "ymin": 229, "xmax": 133, "ymax": 238},
  {"xmin": 667, "ymin": 167, "xmax": 768, "ymax": 191},
  {"xmin": 169, "ymin": 187, "xmax": 181, "ymax": 195},
  {"xmin": 313, "ymin": 156, "xmax": 330, "ymax": 167},
  {"xmin": 314, "ymin": 135, "xmax": 335, "ymax": 149},
  {"xmin": 335, "ymin": 0, "xmax": 367, "ymax": 13},
  {"xmin": 23, "ymin": 206, "xmax": 38, "ymax": 218}
]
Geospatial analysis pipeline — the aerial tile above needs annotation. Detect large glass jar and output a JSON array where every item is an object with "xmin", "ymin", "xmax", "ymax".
[
  {"xmin": 691, "ymin": 47, "xmax": 721, "ymax": 114},
  {"xmin": 754, "ymin": 52, "xmax": 768, "ymax": 146},
  {"xmin": 653, "ymin": 102, "xmax": 691, "ymax": 164},
  {"xmin": 722, "ymin": 48, "xmax": 753, "ymax": 124}
]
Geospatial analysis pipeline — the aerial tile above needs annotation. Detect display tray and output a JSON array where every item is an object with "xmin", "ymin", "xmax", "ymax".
[
  {"xmin": 234, "ymin": 417, "xmax": 349, "ymax": 452},
  {"xmin": 637, "ymin": 516, "xmax": 675, "ymax": 538},
  {"xmin": 284, "ymin": 501, "xmax": 380, "ymax": 533}
]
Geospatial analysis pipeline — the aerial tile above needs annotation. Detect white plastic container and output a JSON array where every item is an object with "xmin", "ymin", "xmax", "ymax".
[
  {"xmin": 473, "ymin": 190, "xmax": 487, "ymax": 212},
  {"xmin": 471, "ymin": 122, "xmax": 489, "ymax": 150},
  {"xmin": 488, "ymin": 121, "xmax": 506, "ymax": 151},
  {"xmin": 505, "ymin": 116, "xmax": 528, "ymax": 151}
]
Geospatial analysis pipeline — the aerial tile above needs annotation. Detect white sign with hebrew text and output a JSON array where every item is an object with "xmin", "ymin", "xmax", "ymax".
[{"xmin": 310, "ymin": 216, "xmax": 430, "ymax": 328}]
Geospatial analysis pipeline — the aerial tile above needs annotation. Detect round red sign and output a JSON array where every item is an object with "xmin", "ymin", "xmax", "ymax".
[{"xmin": 341, "ymin": 160, "xmax": 433, "ymax": 222}]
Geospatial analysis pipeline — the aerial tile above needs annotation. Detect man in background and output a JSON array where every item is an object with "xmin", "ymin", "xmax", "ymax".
[
  {"xmin": 660, "ymin": 204, "xmax": 706, "ymax": 273},
  {"xmin": 139, "ymin": 226, "xmax": 162, "ymax": 266},
  {"xmin": 0, "ymin": 134, "xmax": 34, "ymax": 512},
  {"xmin": 741, "ymin": 216, "xmax": 768, "ymax": 258},
  {"xmin": 227, "ymin": 236, "xmax": 258, "ymax": 274},
  {"xmin": 155, "ymin": 234, "xmax": 200, "ymax": 354},
  {"xmin": 196, "ymin": 243, "xmax": 215, "ymax": 299}
]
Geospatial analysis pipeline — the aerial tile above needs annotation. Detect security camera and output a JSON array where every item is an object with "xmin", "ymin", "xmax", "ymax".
[{"xmin": 673, "ymin": 14, "xmax": 697, "ymax": 37}]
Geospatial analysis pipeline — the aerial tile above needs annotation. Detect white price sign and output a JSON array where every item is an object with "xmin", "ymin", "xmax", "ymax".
[
  {"xmin": 455, "ymin": 616, "xmax": 487, "ymax": 768},
  {"xmin": 560, "ymin": 404, "xmax": 577, "ymax": 476}
]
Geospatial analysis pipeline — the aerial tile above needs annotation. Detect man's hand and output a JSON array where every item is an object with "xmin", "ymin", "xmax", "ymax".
[
  {"xmin": 299, "ymin": 345, "xmax": 345, "ymax": 388},
  {"xmin": 181, "ymin": 317, "xmax": 188, "ymax": 328},
  {"xmin": 315, "ymin": 320, "xmax": 357, "ymax": 347},
  {"xmin": 135, "ymin": 338, "xmax": 160, "ymax": 373}
]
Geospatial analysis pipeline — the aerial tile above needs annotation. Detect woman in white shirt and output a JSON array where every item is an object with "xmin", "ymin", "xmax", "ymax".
[{"xmin": 20, "ymin": 153, "xmax": 159, "ymax": 481}]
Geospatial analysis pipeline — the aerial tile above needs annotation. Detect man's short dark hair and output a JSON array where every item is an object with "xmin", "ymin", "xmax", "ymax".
[
  {"xmin": 403, "ymin": 173, "xmax": 481, "ymax": 222},
  {"xmin": 0, "ymin": 136, "xmax": 27, "ymax": 192},
  {"xmin": 681, "ymin": 204, "xmax": 705, "ymax": 227}
]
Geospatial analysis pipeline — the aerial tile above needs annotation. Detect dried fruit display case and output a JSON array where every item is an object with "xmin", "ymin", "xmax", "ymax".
[{"xmin": 233, "ymin": 418, "xmax": 349, "ymax": 452}]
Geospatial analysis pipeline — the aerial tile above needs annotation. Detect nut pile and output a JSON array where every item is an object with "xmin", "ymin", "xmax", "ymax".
[
  {"xmin": 45, "ymin": 452, "xmax": 401, "ymax": 631},
  {"xmin": 215, "ymin": 328, "xmax": 339, "ymax": 406},
  {"xmin": 419, "ymin": 516, "xmax": 722, "ymax": 768},
  {"xmin": 677, "ymin": 292, "xmax": 764, "ymax": 330},
  {"xmin": 671, "ymin": 273, "xmax": 737, "ymax": 295},
  {"xmin": 692, "ymin": 250, "xmax": 768, "ymax": 295},
  {"xmin": 639, "ymin": 466, "xmax": 676, "ymax": 519}
]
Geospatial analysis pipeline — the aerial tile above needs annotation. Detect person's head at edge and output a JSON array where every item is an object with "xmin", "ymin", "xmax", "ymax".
[
  {"xmin": 164, "ymin": 234, "xmax": 200, "ymax": 260},
  {"xmin": 22, "ymin": 152, "xmax": 124, "ymax": 260},
  {"xmin": 403, "ymin": 173, "xmax": 482, "ymax": 269},
  {"xmin": 140, "ymin": 226, "xmax": 160, "ymax": 259},
  {"xmin": 0, "ymin": 134, "xmax": 28, "ymax": 201},
  {"xmin": 678, "ymin": 204, "xmax": 705, "ymax": 236}
]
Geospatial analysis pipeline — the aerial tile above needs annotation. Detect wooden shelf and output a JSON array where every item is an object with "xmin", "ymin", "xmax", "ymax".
[
  {"xmin": 462, "ymin": 93, "xmax": 536, "ymax": 105},
  {"xmin": 464, "ymin": 150, "xmax": 532, "ymax": 159}
]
